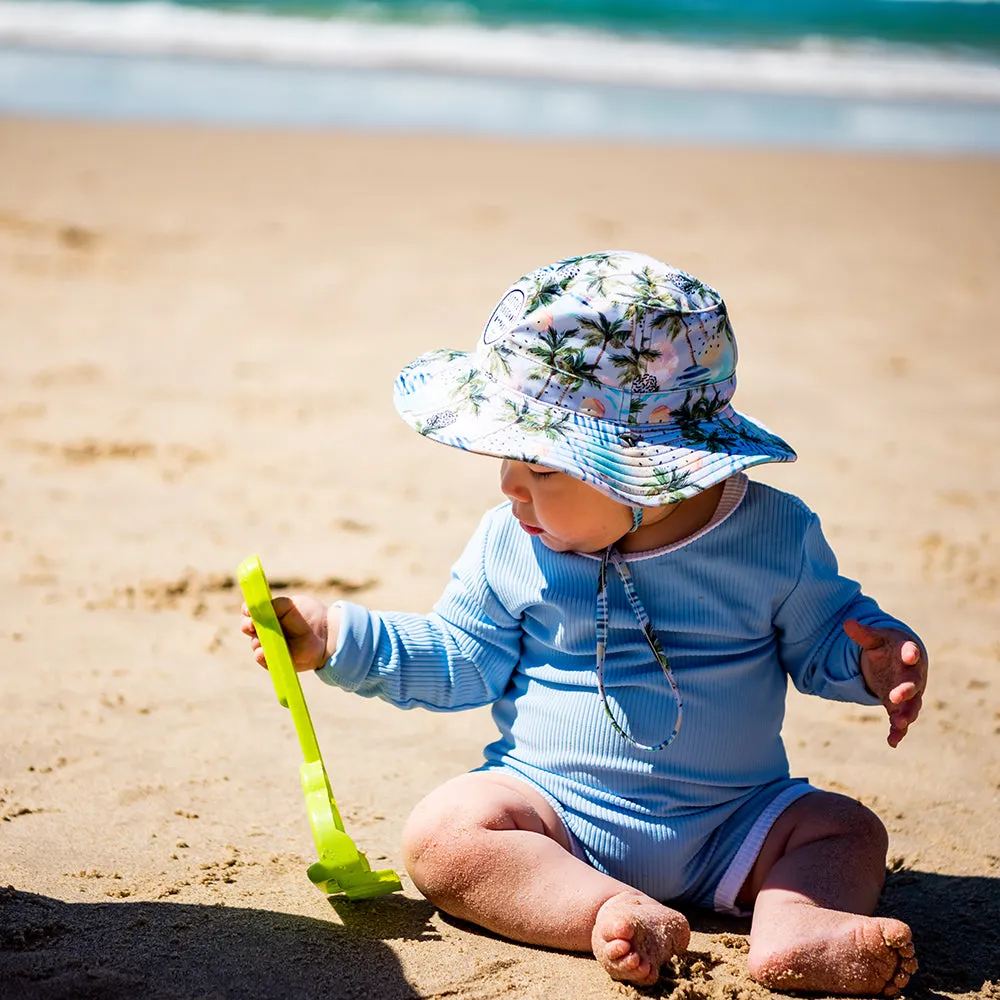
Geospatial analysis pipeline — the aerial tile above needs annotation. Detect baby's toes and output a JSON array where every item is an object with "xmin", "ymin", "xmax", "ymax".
[
  {"xmin": 609, "ymin": 952, "xmax": 655, "ymax": 986},
  {"xmin": 883, "ymin": 943, "xmax": 918, "ymax": 996},
  {"xmin": 602, "ymin": 937, "xmax": 632, "ymax": 963}
]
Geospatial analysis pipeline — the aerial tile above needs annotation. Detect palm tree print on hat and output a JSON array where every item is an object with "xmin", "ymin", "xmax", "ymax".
[
  {"xmin": 451, "ymin": 370, "xmax": 489, "ymax": 414},
  {"xmin": 611, "ymin": 343, "xmax": 662, "ymax": 394},
  {"xmin": 502, "ymin": 400, "xmax": 572, "ymax": 441},
  {"xmin": 578, "ymin": 310, "xmax": 630, "ymax": 374},
  {"xmin": 647, "ymin": 465, "xmax": 695, "ymax": 499},
  {"xmin": 392, "ymin": 251, "xmax": 796, "ymax": 512},
  {"xmin": 673, "ymin": 276, "xmax": 732, "ymax": 370},
  {"xmin": 673, "ymin": 272, "xmax": 723, "ymax": 311},
  {"xmin": 523, "ymin": 265, "xmax": 580, "ymax": 315},
  {"xmin": 486, "ymin": 340, "xmax": 516, "ymax": 379},
  {"xmin": 671, "ymin": 390, "xmax": 743, "ymax": 452},
  {"xmin": 611, "ymin": 344, "xmax": 661, "ymax": 386},
  {"xmin": 554, "ymin": 349, "xmax": 601, "ymax": 405},
  {"xmin": 527, "ymin": 326, "xmax": 579, "ymax": 398},
  {"xmin": 578, "ymin": 252, "xmax": 631, "ymax": 297},
  {"xmin": 619, "ymin": 265, "xmax": 681, "ymax": 327},
  {"xmin": 651, "ymin": 310, "xmax": 698, "ymax": 368}
]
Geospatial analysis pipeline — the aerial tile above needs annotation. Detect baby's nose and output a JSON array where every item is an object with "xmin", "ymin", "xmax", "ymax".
[{"xmin": 500, "ymin": 460, "xmax": 532, "ymax": 503}]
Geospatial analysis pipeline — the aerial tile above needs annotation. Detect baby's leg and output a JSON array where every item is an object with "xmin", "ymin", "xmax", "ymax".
[
  {"xmin": 402, "ymin": 771, "xmax": 689, "ymax": 986},
  {"xmin": 739, "ymin": 790, "xmax": 917, "ymax": 996}
]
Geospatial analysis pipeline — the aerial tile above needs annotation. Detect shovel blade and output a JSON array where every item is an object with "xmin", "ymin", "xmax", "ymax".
[{"xmin": 308, "ymin": 861, "xmax": 403, "ymax": 900}]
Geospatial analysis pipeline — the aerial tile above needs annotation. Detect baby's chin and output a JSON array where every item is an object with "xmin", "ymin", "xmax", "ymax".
[
  {"xmin": 536, "ymin": 533, "xmax": 572, "ymax": 552},
  {"xmin": 537, "ymin": 534, "xmax": 604, "ymax": 555}
]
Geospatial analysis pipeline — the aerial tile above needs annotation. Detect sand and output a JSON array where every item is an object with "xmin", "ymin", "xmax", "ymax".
[{"xmin": 0, "ymin": 117, "xmax": 998, "ymax": 1000}]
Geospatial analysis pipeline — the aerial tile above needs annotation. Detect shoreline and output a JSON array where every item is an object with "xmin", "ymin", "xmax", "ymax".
[{"xmin": 1, "ymin": 45, "xmax": 999, "ymax": 154}]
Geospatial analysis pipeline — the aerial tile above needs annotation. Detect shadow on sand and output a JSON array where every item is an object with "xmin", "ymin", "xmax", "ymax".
[
  {"xmin": 8, "ymin": 869, "xmax": 995, "ymax": 1000},
  {"xmin": 688, "ymin": 868, "xmax": 1000, "ymax": 998},
  {"xmin": 0, "ymin": 886, "xmax": 439, "ymax": 1000},
  {"xmin": 880, "ymin": 868, "xmax": 1000, "ymax": 997}
]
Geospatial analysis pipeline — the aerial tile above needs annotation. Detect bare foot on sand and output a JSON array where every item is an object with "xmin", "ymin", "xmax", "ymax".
[
  {"xmin": 591, "ymin": 890, "xmax": 691, "ymax": 987},
  {"xmin": 748, "ymin": 905, "xmax": 917, "ymax": 996}
]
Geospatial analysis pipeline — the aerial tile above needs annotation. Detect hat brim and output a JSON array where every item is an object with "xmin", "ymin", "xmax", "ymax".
[{"xmin": 394, "ymin": 349, "xmax": 796, "ymax": 506}]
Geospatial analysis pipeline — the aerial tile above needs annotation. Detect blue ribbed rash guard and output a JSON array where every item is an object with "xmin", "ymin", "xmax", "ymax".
[{"xmin": 318, "ymin": 476, "xmax": 913, "ymax": 903}]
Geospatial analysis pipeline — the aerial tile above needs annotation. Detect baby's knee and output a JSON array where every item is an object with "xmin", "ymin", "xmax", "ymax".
[
  {"xmin": 831, "ymin": 795, "xmax": 889, "ymax": 857},
  {"xmin": 797, "ymin": 792, "xmax": 890, "ymax": 860},
  {"xmin": 855, "ymin": 802, "xmax": 889, "ymax": 858},
  {"xmin": 401, "ymin": 792, "xmax": 488, "ymax": 903},
  {"xmin": 401, "ymin": 799, "xmax": 451, "ymax": 875}
]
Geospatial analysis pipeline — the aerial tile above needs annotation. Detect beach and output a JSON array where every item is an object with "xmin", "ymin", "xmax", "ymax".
[{"xmin": 1, "ymin": 116, "xmax": 998, "ymax": 999}]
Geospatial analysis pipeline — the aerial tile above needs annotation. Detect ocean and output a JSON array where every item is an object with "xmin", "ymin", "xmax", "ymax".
[{"xmin": 1, "ymin": 0, "xmax": 999, "ymax": 151}]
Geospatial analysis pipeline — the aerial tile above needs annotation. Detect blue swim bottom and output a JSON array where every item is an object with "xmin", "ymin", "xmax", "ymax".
[
  {"xmin": 689, "ymin": 779, "xmax": 818, "ymax": 914},
  {"xmin": 477, "ymin": 763, "xmax": 817, "ymax": 915}
]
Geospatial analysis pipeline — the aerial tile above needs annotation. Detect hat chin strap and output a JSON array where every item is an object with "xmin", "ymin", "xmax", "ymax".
[{"xmin": 629, "ymin": 507, "xmax": 644, "ymax": 533}]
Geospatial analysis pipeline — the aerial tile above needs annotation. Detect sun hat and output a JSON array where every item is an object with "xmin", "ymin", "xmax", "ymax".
[{"xmin": 393, "ymin": 250, "xmax": 795, "ymax": 507}]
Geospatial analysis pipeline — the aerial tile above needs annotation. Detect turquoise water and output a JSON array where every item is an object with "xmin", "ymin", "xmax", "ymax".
[
  {"xmin": 120, "ymin": 0, "xmax": 1000, "ymax": 53},
  {"xmin": 1, "ymin": 0, "xmax": 999, "ymax": 150}
]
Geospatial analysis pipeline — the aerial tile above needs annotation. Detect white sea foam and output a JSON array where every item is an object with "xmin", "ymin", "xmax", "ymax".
[{"xmin": 1, "ymin": 0, "xmax": 999, "ymax": 102}]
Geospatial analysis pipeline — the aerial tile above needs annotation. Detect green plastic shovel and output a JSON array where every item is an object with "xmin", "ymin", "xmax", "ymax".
[{"xmin": 238, "ymin": 554, "xmax": 402, "ymax": 900}]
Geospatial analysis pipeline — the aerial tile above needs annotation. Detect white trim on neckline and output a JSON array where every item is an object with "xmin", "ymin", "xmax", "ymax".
[
  {"xmin": 578, "ymin": 473, "xmax": 749, "ymax": 562},
  {"xmin": 627, "ymin": 472, "xmax": 748, "ymax": 561}
]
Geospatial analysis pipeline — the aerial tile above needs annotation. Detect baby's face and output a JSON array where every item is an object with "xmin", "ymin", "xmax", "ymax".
[{"xmin": 499, "ymin": 460, "xmax": 632, "ymax": 554}]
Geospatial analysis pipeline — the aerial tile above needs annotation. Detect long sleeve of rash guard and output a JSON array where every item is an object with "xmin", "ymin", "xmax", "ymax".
[
  {"xmin": 775, "ymin": 512, "xmax": 911, "ymax": 705},
  {"xmin": 316, "ymin": 514, "xmax": 523, "ymax": 711}
]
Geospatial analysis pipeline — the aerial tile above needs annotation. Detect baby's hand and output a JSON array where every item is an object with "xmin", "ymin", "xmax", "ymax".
[
  {"xmin": 843, "ymin": 619, "xmax": 927, "ymax": 748},
  {"xmin": 240, "ymin": 594, "xmax": 338, "ymax": 673}
]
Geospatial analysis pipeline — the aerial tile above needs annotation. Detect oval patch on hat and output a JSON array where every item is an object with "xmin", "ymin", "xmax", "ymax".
[{"xmin": 482, "ymin": 288, "xmax": 525, "ymax": 345}]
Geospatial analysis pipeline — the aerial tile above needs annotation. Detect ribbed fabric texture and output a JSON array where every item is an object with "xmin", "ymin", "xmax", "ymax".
[{"xmin": 319, "ymin": 476, "xmax": 912, "ymax": 902}]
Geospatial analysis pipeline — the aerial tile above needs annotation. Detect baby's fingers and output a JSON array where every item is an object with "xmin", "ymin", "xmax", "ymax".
[
  {"xmin": 889, "ymin": 638, "xmax": 926, "ymax": 705},
  {"xmin": 887, "ymin": 718, "xmax": 909, "ymax": 748},
  {"xmin": 889, "ymin": 679, "xmax": 919, "ymax": 705},
  {"xmin": 249, "ymin": 635, "xmax": 269, "ymax": 669},
  {"xmin": 241, "ymin": 604, "xmax": 267, "ymax": 667},
  {"xmin": 240, "ymin": 604, "xmax": 258, "ymax": 637},
  {"xmin": 886, "ymin": 692, "xmax": 922, "ymax": 747}
]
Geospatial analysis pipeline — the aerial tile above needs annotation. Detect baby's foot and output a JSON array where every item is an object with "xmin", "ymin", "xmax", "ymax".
[
  {"xmin": 591, "ymin": 890, "xmax": 691, "ymax": 987},
  {"xmin": 748, "ymin": 906, "xmax": 917, "ymax": 996}
]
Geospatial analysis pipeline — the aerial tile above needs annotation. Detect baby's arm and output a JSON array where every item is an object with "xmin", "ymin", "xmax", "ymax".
[
  {"xmin": 775, "ymin": 513, "xmax": 927, "ymax": 747},
  {"xmin": 319, "ymin": 594, "xmax": 520, "ymax": 710},
  {"xmin": 241, "ymin": 510, "xmax": 522, "ymax": 711},
  {"xmin": 321, "ymin": 510, "xmax": 524, "ymax": 709}
]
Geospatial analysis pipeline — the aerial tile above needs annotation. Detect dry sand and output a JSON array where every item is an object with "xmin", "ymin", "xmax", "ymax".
[{"xmin": 0, "ymin": 117, "xmax": 998, "ymax": 999}]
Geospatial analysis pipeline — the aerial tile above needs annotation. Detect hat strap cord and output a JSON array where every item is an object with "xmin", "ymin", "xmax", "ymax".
[{"xmin": 596, "ymin": 546, "xmax": 683, "ymax": 752}]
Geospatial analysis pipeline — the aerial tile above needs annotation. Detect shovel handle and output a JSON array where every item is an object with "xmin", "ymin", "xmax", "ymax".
[
  {"xmin": 238, "ymin": 554, "xmax": 403, "ymax": 900},
  {"xmin": 238, "ymin": 555, "xmax": 322, "ymax": 765}
]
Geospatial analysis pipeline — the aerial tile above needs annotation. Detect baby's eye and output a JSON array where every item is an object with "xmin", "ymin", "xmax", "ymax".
[{"xmin": 527, "ymin": 466, "xmax": 557, "ymax": 480}]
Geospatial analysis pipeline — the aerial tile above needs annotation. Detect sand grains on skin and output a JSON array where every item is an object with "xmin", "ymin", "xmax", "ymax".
[
  {"xmin": 748, "ymin": 906, "xmax": 917, "ymax": 997},
  {"xmin": 591, "ymin": 890, "xmax": 691, "ymax": 986}
]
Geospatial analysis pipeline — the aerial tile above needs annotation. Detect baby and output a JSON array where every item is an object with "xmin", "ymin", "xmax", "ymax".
[{"xmin": 242, "ymin": 251, "xmax": 926, "ymax": 995}]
